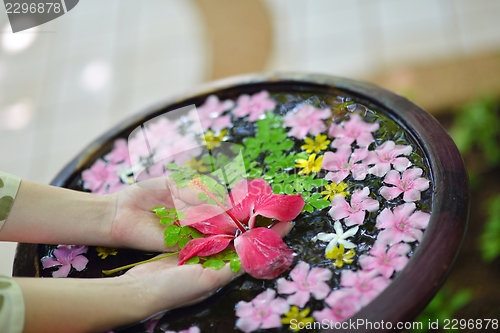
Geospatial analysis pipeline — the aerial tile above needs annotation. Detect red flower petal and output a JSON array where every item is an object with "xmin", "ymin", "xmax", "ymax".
[
  {"xmin": 252, "ymin": 193, "xmax": 304, "ymax": 227},
  {"xmin": 180, "ymin": 204, "xmax": 237, "ymax": 235},
  {"xmin": 178, "ymin": 235, "xmax": 234, "ymax": 265},
  {"xmin": 234, "ymin": 227, "xmax": 294, "ymax": 279},
  {"xmin": 228, "ymin": 179, "xmax": 273, "ymax": 224}
]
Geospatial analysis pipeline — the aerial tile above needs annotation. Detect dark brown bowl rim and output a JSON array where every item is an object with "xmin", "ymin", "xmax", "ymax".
[{"xmin": 17, "ymin": 73, "xmax": 469, "ymax": 333}]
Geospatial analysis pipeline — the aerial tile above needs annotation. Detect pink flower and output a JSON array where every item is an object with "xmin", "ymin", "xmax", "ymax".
[
  {"xmin": 144, "ymin": 117, "xmax": 182, "ymax": 150},
  {"xmin": 235, "ymin": 289, "xmax": 289, "ymax": 332},
  {"xmin": 178, "ymin": 179, "xmax": 305, "ymax": 279},
  {"xmin": 340, "ymin": 270, "xmax": 391, "ymax": 306},
  {"xmin": 232, "ymin": 90, "xmax": 276, "ymax": 121},
  {"xmin": 322, "ymin": 145, "xmax": 368, "ymax": 183},
  {"xmin": 283, "ymin": 104, "xmax": 331, "ymax": 139},
  {"xmin": 313, "ymin": 288, "xmax": 361, "ymax": 323},
  {"xmin": 359, "ymin": 241, "xmax": 411, "ymax": 278},
  {"xmin": 380, "ymin": 168, "xmax": 430, "ymax": 202},
  {"xmin": 376, "ymin": 203, "xmax": 431, "ymax": 245},
  {"xmin": 329, "ymin": 114, "xmax": 379, "ymax": 148},
  {"xmin": 41, "ymin": 245, "xmax": 89, "ymax": 278},
  {"xmin": 198, "ymin": 95, "xmax": 234, "ymax": 131},
  {"xmin": 81, "ymin": 159, "xmax": 125, "ymax": 194},
  {"xmin": 329, "ymin": 187, "xmax": 379, "ymax": 226},
  {"xmin": 165, "ymin": 327, "xmax": 200, "ymax": 333},
  {"xmin": 105, "ymin": 138, "xmax": 130, "ymax": 164},
  {"xmin": 366, "ymin": 141, "xmax": 412, "ymax": 177},
  {"xmin": 276, "ymin": 261, "xmax": 332, "ymax": 307}
]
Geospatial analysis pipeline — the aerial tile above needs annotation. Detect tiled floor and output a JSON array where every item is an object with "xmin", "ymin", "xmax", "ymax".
[{"xmin": 1, "ymin": 0, "xmax": 500, "ymax": 276}]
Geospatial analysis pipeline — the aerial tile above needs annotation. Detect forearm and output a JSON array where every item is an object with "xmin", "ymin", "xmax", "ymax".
[
  {"xmin": 15, "ymin": 276, "xmax": 149, "ymax": 333},
  {"xmin": 0, "ymin": 180, "xmax": 116, "ymax": 246}
]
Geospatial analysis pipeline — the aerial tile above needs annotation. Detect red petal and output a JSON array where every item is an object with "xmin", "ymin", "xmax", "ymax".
[
  {"xmin": 178, "ymin": 235, "xmax": 234, "ymax": 265},
  {"xmin": 227, "ymin": 179, "xmax": 273, "ymax": 224},
  {"xmin": 253, "ymin": 193, "xmax": 304, "ymax": 226},
  {"xmin": 234, "ymin": 227, "xmax": 294, "ymax": 279},
  {"xmin": 180, "ymin": 204, "xmax": 237, "ymax": 235}
]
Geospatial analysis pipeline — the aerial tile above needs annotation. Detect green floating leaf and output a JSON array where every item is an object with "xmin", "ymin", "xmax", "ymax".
[
  {"xmin": 191, "ymin": 229, "xmax": 204, "ymax": 239},
  {"xmin": 151, "ymin": 206, "xmax": 166, "ymax": 213},
  {"xmin": 159, "ymin": 217, "xmax": 174, "ymax": 225},
  {"xmin": 180, "ymin": 226, "xmax": 192, "ymax": 236},
  {"xmin": 166, "ymin": 163, "xmax": 179, "ymax": 170},
  {"xmin": 229, "ymin": 258, "xmax": 241, "ymax": 273},
  {"xmin": 310, "ymin": 199, "xmax": 331, "ymax": 210},
  {"xmin": 164, "ymin": 225, "xmax": 181, "ymax": 247},
  {"xmin": 185, "ymin": 256, "xmax": 200, "ymax": 265},
  {"xmin": 202, "ymin": 258, "xmax": 225, "ymax": 270}
]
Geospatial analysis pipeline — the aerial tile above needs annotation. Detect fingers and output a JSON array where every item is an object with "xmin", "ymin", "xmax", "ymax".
[{"xmin": 167, "ymin": 177, "xmax": 204, "ymax": 206}]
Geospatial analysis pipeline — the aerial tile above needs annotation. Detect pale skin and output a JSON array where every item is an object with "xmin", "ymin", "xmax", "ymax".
[{"xmin": 0, "ymin": 178, "xmax": 294, "ymax": 333}]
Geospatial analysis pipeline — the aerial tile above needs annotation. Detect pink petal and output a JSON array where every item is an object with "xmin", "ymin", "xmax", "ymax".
[
  {"xmin": 351, "ymin": 187, "xmax": 370, "ymax": 205},
  {"xmin": 287, "ymin": 290, "xmax": 311, "ymax": 308},
  {"xmin": 235, "ymin": 316, "xmax": 261, "ymax": 333},
  {"xmin": 413, "ymin": 178, "xmax": 430, "ymax": 191},
  {"xmin": 325, "ymin": 170, "xmax": 349, "ymax": 183},
  {"xmin": 391, "ymin": 256, "xmax": 410, "ymax": 271},
  {"xmin": 392, "ymin": 157, "xmax": 411, "ymax": 171},
  {"xmin": 345, "ymin": 211, "xmax": 366, "ymax": 226},
  {"xmin": 328, "ymin": 197, "xmax": 351, "ymax": 220},
  {"xmin": 178, "ymin": 235, "xmax": 233, "ymax": 265},
  {"xmin": 380, "ymin": 186, "xmax": 403, "ymax": 201},
  {"xmin": 409, "ymin": 211, "xmax": 431, "ymax": 229},
  {"xmin": 376, "ymin": 208, "xmax": 395, "ymax": 229},
  {"xmin": 388, "ymin": 242, "xmax": 411, "ymax": 257},
  {"xmin": 361, "ymin": 198, "xmax": 380, "ymax": 212},
  {"xmin": 235, "ymin": 301, "xmax": 255, "ymax": 317},
  {"xmin": 181, "ymin": 205, "xmax": 237, "ymax": 235},
  {"xmin": 260, "ymin": 313, "xmax": 283, "ymax": 329},
  {"xmin": 383, "ymin": 170, "xmax": 401, "ymax": 186},
  {"xmin": 403, "ymin": 189, "xmax": 421, "ymax": 202},
  {"xmin": 276, "ymin": 278, "xmax": 297, "ymax": 295},
  {"xmin": 289, "ymin": 261, "xmax": 310, "ymax": 284},
  {"xmin": 351, "ymin": 164, "xmax": 368, "ymax": 180},
  {"xmin": 309, "ymin": 283, "xmax": 331, "ymax": 301},
  {"xmin": 71, "ymin": 255, "xmax": 89, "ymax": 271},
  {"xmin": 228, "ymin": 179, "xmax": 272, "ymax": 223},
  {"xmin": 52, "ymin": 264, "xmax": 71, "ymax": 278},
  {"xmin": 368, "ymin": 162, "xmax": 391, "ymax": 177},
  {"xmin": 339, "ymin": 270, "xmax": 357, "ymax": 288},
  {"xmin": 41, "ymin": 257, "xmax": 62, "ymax": 269},
  {"xmin": 269, "ymin": 297, "xmax": 290, "ymax": 314},
  {"xmin": 402, "ymin": 167, "xmax": 422, "ymax": 180},
  {"xmin": 377, "ymin": 264, "xmax": 395, "ymax": 279},
  {"xmin": 356, "ymin": 132, "xmax": 375, "ymax": 147},
  {"xmin": 377, "ymin": 228, "xmax": 403, "ymax": 245},
  {"xmin": 308, "ymin": 266, "xmax": 333, "ymax": 283},
  {"xmin": 211, "ymin": 116, "xmax": 232, "ymax": 132},
  {"xmin": 234, "ymin": 228, "xmax": 294, "ymax": 279}
]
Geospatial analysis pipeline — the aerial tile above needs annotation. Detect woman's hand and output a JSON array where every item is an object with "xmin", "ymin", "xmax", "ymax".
[{"xmin": 108, "ymin": 177, "xmax": 203, "ymax": 252}]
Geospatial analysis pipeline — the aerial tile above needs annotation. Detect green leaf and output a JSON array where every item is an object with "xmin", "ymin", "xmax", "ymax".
[
  {"xmin": 164, "ymin": 225, "xmax": 181, "ymax": 247},
  {"xmin": 176, "ymin": 211, "xmax": 186, "ymax": 220},
  {"xmin": 151, "ymin": 206, "xmax": 166, "ymax": 212},
  {"xmin": 197, "ymin": 192, "xmax": 208, "ymax": 201},
  {"xmin": 222, "ymin": 251, "xmax": 238, "ymax": 261},
  {"xmin": 178, "ymin": 236, "xmax": 191, "ymax": 249},
  {"xmin": 166, "ymin": 163, "xmax": 179, "ymax": 170},
  {"xmin": 159, "ymin": 217, "xmax": 174, "ymax": 225},
  {"xmin": 190, "ymin": 229, "xmax": 204, "ymax": 239},
  {"xmin": 202, "ymin": 258, "xmax": 225, "ymax": 270},
  {"xmin": 310, "ymin": 199, "xmax": 331, "ymax": 210},
  {"xmin": 185, "ymin": 256, "xmax": 200, "ymax": 265},
  {"xmin": 230, "ymin": 258, "xmax": 241, "ymax": 273},
  {"xmin": 180, "ymin": 226, "xmax": 192, "ymax": 236}
]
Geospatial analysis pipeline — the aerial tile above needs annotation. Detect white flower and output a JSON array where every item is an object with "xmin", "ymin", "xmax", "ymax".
[{"xmin": 313, "ymin": 221, "xmax": 359, "ymax": 253}]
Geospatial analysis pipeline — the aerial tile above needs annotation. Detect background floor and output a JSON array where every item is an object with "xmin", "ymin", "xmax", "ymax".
[{"xmin": 1, "ymin": 0, "xmax": 500, "ymax": 278}]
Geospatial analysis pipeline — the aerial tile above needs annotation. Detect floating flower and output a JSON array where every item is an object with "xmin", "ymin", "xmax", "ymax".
[
  {"xmin": 329, "ymin": 113, "xmax": 379, "ymax": 148},
  {"xmin": 178, "ymin": 178, "xmax": 304, "ymax": 279},
  {"xmin": 283, "ymin": 104, "xmax": 331, "ymax": 139},
  {"xmin": 165, "ymin": 327, "xmax": 200, "ymax": 333},
  {"xmin": 340, "ymin": 269, "xmax": 391, "ymax": 306},
  {"xmin": 198, "ymin": 95, "xmax": 234, "ymax": 131},
  {"xmin": 325, "ymin": 244, "xmax": 356, "ymax": 268},
  {"xmin": 313, "ymin": 288, "xmax": 361, "ymax": 323},
  {"xmin": 312, "ymin": 221, "xmax": 359, "ymax": 253},
  {"xmin": 366, "ymin": 141, "xmax": 412, "ymax": 177},
  {"xmin": 235, "ymin": 289, "xmax": 289, "ymax": 332},
  {"xmin": 96, "ymin": 247, "xmax": 118, "ymax": 259},
  {"xmin": 104, "ymin": 138, "xmax": 130, "ymax": 164},
  {"xmin": 232, "ymin": 90, "xmax": 276, "ymax": 121},
  {"xmin": 329, "ymin": 187, "xmax": 379, "ymax": 226},
  {"xmin": 276, "ymin": 261, "xmax": 332, "ymax": 307},
  {"xmin": 322, "ymin": 145, "xmax": 368, "ymax": 183},
  {"xmin": 203, "ymin": 129, "xmax": 228, "ymax": 150},
  {"xmin": 380, "ymin": 168, "xmax": 430, "ymax": 202},
  {"xmin": 320, "ymin": 182, "xmax": 348, "ymax": 201},
  {"xmin": 185, "ymin": 158, "xmax": 208, "ymax": 172},
  {"xmin": 301, "ymin": 134, "xmax": 331, "ymax": 153},
  {"xmin": 359, "ymin": 241, "xmax": 410, "ymax": 278},
  {"xmin": 81, "ymin": 159, "xmax": 125, "ymax": 194},
  {"xmin": 295, "ymin": 153, "xmax": 323, "ymax": 175},
  {"xmin": 376, "ymin": 203, "xmax": 431, "ymax": 245},
  {"xmin": 281, "ymin": 306, "xmax": 314, "ymax": 332},
  {"xmin": 41, "ymin": 245, "xmax": 89, "ymax": 278},
  {"xmin": 144, "ymin": 116, "xmax": 182, "ymax": 149}
]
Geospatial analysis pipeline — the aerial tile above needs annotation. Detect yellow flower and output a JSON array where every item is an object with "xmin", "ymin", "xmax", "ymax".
[
  {"xmin": 325, "ymin": 244, "xmax": 356, "ymax": 268},
  {"xmin": 203, "ymin": 129, "xmax": 227, "ymax": 150},
  {"xmin": 321, "ymin": 182, "xmax": 349, "ymax": 201},
  {"xmin": 301, "ymin": 134, "xmax": 331, "ymax": 153},
  {"xmin": 185, "ymin": 158, "xmax": 208, "ymax": 172},
  {"xmin": 281, "ymin": 306, "xmax": 314, "ymax": 331},
  {"xmin": 96, "ymin": 247, "xmax": 118, "ymax": 260},
  {"xmin": 295, "ymin": 154, "xmax": 323, "ymax": 175}
]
